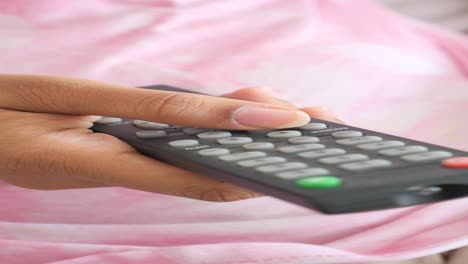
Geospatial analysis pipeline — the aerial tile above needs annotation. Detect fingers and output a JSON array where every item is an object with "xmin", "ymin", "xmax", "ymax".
[
  {"xmin": 224, "ymin": 87, "xmax": 344, "ymax": 124},
  {"xmin": 300, "ymin": 107, "xmax": 344, "ymax": 123},
  {"xmin": 0, "ymin": 75, "xmax": 310, "ymax": 129},
  {"xmin": 223, "ymin": 87, "xmax": 294, "ymax": 107}
]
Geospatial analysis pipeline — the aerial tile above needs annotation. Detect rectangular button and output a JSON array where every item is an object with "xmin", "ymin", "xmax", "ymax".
[
  {"xmin": 336, "ymin": 136, "xmax": 382, "ymax": 146},
  {"xmin": 319, "ymin": 154, "xmax": 369, "ymax": 164},
  {"xmin": 277, "ymin": 144, "xmax": 325, "ymax": 153},
  {"xmin": 219, "ymin": 151, "xmax": 267, "ymax": 162},
  {"xmin": 275, "ymin": 168, "xmax": 330, "ymax": 179},
  {"xmin": 256, "ymin": 162, "xmax": 307, "ymax": 173},
  {"xmin": 339, "ymin": 159, "xmax": 392, "ymax": 171},
  {"xmin": 237, "ymin": 157, "xmax": 286, "ymax": 167}
]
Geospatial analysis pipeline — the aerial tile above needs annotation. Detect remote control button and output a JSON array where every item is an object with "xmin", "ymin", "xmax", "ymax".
[
  {"xmin": 219, "ymin": 151, "xmax": 267, "ymax": 162},
  {"xmin": 296, "ymin": 176, "xmax": 342, "ymax": 189},
  {"xmin": 256, "ymin": 162, "xmax": 307, "ymax": 173},
  {"xmin": 95, "ymin": 117, "xmax": 122, "ymax": 124},
  {"xmin": 169, "ymin": 139, "xmax": 199, "ymax": 148},
  {"xmin": 319, "ymin": 154, "xmax": 369, "ymax": 165},
  {"xmin": 243, "ymin": 142, "xmax": 275, "ymax": 150},
  {"xmin": 401, "ymin": 151, "xmax": 453, "ymax": 162},
  {"xmin": 183, "ymin": 128, "xmax": 211, "ymax": 135},
  {"xmin": 277, "ymin": 144, "xmax": 325, "ymax": 153},
  {"xmin": 336, "ymin": 136, "xmax": 382, "ymax": 146},
  {"xmin": 267, "ymin": 130, "xmax": 302, "ymax": 138},
  {"xmin": 136, "ymin": 130, "xmax": 167, "ymax": 138},
  {"xmin": 198, "ymin": 148, "xmax": 230, "ymax": 156},
  {"xmin": 379, "ymin": 146, "xmax": 428, "ymax": 157},
  {"xmin": 442, "ymin": 157, "xmax": 468, "ymax": 169},
  {"xmin": 197, "ymin": 131, "xmax": 232, "ymax": 139},
  {"xmin": 237, "ymin": 157, "xmax": 286, "ymax": 167},
  {"xmin": 357, "ymin": 140, "xmax": 405, "ymax": 151},
  {"xmin": 332, "ymin": 131, "xmax": 363, "ymax": 139},
  {"xmin": 276, "ymin": 168, "xmax": 330, "ymax": 180},
  {"xmin": 298, "ymin": 123, "xmax": 328, "ymax": 130},
  {"xmin": 288, "ymin": 136, "xmax": 320, "ymax": 144},
  {"xmin": 298, "ymin": 148, "xmax": 346, "ymax": 159},
  {"xmin": 133, "ymin": 120, "xmax": 169, "ymax": 129},
  {"xmin": 339, "ymin": 159, "xmax": 393, "ymax": 171},
  {"xmin": 218, "ymin": 137, "xmax": 253, "ymax": 145}
]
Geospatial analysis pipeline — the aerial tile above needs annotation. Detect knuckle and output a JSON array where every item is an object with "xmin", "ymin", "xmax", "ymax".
[{"xmin": 135, "ymin": 93, "xmax": 208, "ymax": 120}]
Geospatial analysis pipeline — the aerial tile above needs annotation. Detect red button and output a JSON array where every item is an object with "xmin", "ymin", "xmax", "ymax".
[{"xmin": 442, "ymin": 157, "xmax": 468, "ymax": 169}]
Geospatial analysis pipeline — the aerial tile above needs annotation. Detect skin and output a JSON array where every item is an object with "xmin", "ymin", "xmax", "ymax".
[{"xmin": 0, "ymin": 74, "xmax": 341, "ymax": 202}]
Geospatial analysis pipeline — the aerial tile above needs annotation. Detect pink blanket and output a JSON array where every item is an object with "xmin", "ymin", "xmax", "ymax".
[{"xmin": 1, "ymin": 0, "xmax": 468, "ymax": 263}]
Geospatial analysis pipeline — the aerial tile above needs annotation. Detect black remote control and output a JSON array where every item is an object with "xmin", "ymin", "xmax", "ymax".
[{"xmin": 91, "ymin": 85, "xmax": 468, "ymax": 214}]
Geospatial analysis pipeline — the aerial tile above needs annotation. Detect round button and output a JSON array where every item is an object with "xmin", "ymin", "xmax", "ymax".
[
  {"xmin": 442, "ymin": 157, "xmax": 468, "ymax": 169},
  {"xmin": 296, "ymin": 176, "xmax": 342, "ymax": 189}
]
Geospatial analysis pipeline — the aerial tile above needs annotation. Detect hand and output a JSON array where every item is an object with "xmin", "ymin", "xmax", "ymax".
[{"xmin": 0, "ymin": 75, "xmax": 341, "ymax": 201}]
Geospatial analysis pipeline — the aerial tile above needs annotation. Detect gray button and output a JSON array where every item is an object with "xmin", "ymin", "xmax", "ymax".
[
  {"xmin": 243, "ymin": 142, "xmax": 275, "ymax": 150},
  {"xmin": 237, "ymin": 157, "xmax": 286, "ymax": 167},
  {"xmin": 169, "ymin": 139, "xmax": 199, "ymax": 147},
  {"xmin": 95, "ymin": 117, "xmax": 122, "ymax": 124},
  {"xmin": 183, "ymin": 128, "xmax": 211, "ymax": 135},
  {"xmin": 133, "ymin": 120, "xmax": 169, "ymax": 129},
  {"xmin": 275, "ymin": 168, "xmax": 330, "ymax": 179},
  {"xmin": 197, "ymin": 131, "xmax": 232, "ymax": 139},
  {"xmin": 198, "ymin": 148, "xmax": 230, "ymax": 156},
  {"xmin": 357, "ymin": 140, "xmax": 405, "ymax": 151},
  {"xmin": 319, "ymin": 154, "xmax": 369, "ymax": 164},
  {"xmin": 256, "ymin": 162, "xmax": 308, "ymax": 173},
  {"xmin": 267, "ymin": 130, "xmax": 302, "ymax": 138},
  {"xmin": 277, "ymin": 144, "xmax": 325, "ymax": 153},
  {"xmin": 288, "ymin": 136, "xmax": 320, "ymax": 144},
  {"xmin": 401, "ymin": 151, "xmax": 453, "ymax": 162},
  {"xmin": 298, "ymin": 148, "xmax": 346, "ymax": 159},
  {"xmin": 379, "ymin": 146, "xmax": 428, "ymax": 156},
  {"xmin": 336, "ymin": 136, "xmax": 383, "ymax": 146},
  {"xmin": 332, "ymin": 131, "xmax": 364, "ymax": 139},
  {"xmin": 340, "ymin": 159, "xmax": 393, "ymax": 171},
  {"xmin": 136, "ymin": 130, "xmax": 167, "ymax": 138},
  {"xmin": 298, "ymin": 123, "xmax": 328, "ymax": 130},
  {"xmin": 218, "ymin": 137, "xmax": 253, "ymax": 145},
  {"xmin": 219, "ymin": 151, "xmax": 267, "ymax": 162}
]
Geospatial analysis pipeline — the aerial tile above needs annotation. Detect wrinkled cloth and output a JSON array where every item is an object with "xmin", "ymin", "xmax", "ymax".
[{"xmin": 1, "ymin": 0, "xmax": 468, "ymax": 263}]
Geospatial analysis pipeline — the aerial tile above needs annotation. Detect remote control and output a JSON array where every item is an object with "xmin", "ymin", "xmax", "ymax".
[{"xmin": 91, "ymin": 85, "xmax": 468, "ymax": 214}]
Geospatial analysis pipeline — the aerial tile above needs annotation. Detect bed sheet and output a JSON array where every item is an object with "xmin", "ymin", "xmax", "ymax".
[{"xmin": 0, "ymin": 0, "xmax": 468, "ymax": 263}]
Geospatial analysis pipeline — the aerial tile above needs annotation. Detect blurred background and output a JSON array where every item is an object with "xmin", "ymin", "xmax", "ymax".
[{"xmin": 383, "ymin": 0, "xmax": 468, "ymax": 31}]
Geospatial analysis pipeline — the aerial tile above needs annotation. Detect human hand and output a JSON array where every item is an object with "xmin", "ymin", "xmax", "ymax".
[{"xmin": 0, "ymin": 75, "xmax": 341, "ymax": 201}]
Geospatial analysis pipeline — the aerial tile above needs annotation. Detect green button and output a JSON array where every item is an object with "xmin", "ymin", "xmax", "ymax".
[{"xmin": 296, "ymin": 176, "xmax": 342, "ymax": 189}]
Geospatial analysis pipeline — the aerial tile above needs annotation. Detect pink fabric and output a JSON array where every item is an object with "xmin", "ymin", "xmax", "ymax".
[{"xmin": 1, "ymin": 0, "xmax": 468, "ymax": 263}]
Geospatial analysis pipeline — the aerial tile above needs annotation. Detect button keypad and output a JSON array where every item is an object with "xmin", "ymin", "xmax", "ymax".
[
  {"xmin": 298, "ymin": 123, "xmax": 328, "ymax": 130},
  {"xmin": 277, "ymin": 144, "xmax": 325, "ymax": 153},
  {"xmin": 336, "ymin": 136, "xmax": 383, "ymax": 146},
  {"xmin": 136, "ymin": 130, "xmax": 167, "ymax": 138},
  {"xmin": 197, "ymin": 131, "xmax": 232, "ymax": 139},
  {"xmin": 198, "ymin": 148, "xmax": 230, "ymax": 156},
  {"xmin": 219, "ymin": 151, "xmax": 267, "ymax": 162},
  {"xmin": 332, "ymin": 131, "xmax": 363, "ymax": 139},
  {"xmin": 267, "ymin": 130, "xmax": 302, "ymax": 138},
  {"xmin": 288, "ymin": 136, "xmax": 320, "ymax": 144},
  {"xmin": 238, "ymin": 157, "xmax": 286, "ymax": 167},
  {"xmin": 379, "ymin": 146, "xmax": 428, "ymax": 157},
  {"xmin": 276, "ymin": 168, "xmax": 330, "ymax": 179},
  {"xmin": 256, "ymin": 162, "xmax": 308, "ymax": 173},
  {"xmin": 243, "ymin": 142, "xmax": 275, "ymax": 150},
  {"xmin": 218, "ymin": 137, "xmax": 253, "ymax": 145},
  {"xmin": 133, "ymin": 120, "xmax": 169, "ymax": 129},
  {"xmin": 319, "ymin": 154, "xmax": 369, "ymax": 165},
  {"xmin": 340, "ymin": 159, "xmax": 392, "ymax": 171},
  {"xmin": 401, "ymin": 151, "xmax": 453, "ymax": 162}
]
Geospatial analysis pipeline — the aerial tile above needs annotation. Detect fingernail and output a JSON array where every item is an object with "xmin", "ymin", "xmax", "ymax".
[{"xmin": 232, "ymin": 106, "xmax": 310, "ymax": 128}]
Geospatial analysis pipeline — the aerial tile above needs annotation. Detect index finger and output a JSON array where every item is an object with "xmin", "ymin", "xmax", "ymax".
[{"xmin": 0, "ymin": 74, "xmax": 310, "ymax": 129}]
